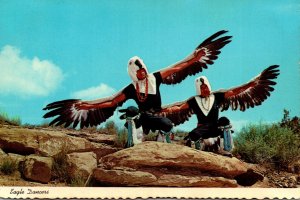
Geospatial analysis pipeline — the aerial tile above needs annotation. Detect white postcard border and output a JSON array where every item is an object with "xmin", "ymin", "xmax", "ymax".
[{"xmin": 0, "ymin": 187, "xmax": 299, "ymax": 199}]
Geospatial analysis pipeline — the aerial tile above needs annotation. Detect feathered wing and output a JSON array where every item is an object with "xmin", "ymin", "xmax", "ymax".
[
  {"xmin": 158, "ymin": 30, "xmax": 232, "ymax": 85},
  {"xmin": 214, "ymin": 65, "xmax": 280, "ymax": 112},
  {"xmin": 155, "ymin": 98, "xmax": 194, "ymax": 126},
  {"xmin": 43, "ymin": 88, "xmax": 128, "ymax": 129}
]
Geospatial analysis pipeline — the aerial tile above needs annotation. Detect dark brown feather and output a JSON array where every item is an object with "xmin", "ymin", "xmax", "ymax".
[
  {"xmin": 161, "ymin": 30, "xmax": 232, "ymax": 85},
  {"xmin": 155, "ymin": 97, "xmax": 195, "ymax": 126},
  {"xmin": 214, "ymin": 65, "xmax": 280, "ymax": 112},
  {"xmin": 43, "ymin": 90, "xmax": 127, "ymax": 128}
]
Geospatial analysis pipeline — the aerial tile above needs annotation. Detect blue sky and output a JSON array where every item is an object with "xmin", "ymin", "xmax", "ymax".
[{"xmin": 0, "ymin": 0, "xmax": 299, "ymax": 131}]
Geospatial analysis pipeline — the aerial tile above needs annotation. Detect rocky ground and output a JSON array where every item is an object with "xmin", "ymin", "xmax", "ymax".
[{"xmin": 0, "ymin": 123, "xmax": 299, "ymax": 188}]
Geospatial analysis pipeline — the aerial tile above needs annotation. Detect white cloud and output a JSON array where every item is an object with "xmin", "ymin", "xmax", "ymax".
[
  {"xmin": 71, "ymin": 83, "xmax": 116, "ymax": 100},
  {"xmin": 0, "ymin": 45, "xmax": 63, "ymax": 97}
]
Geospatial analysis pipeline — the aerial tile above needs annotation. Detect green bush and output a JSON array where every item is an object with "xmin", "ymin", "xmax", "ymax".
[
  {"xmin": 114, "ymin": 128, "xmax": 128, "ymax": 148},
  {"xmin": 0, "ymin": 158, "xmax": 18, "ymax": 175},
  {"xmin": 234, "ymin": 123, "xmax": 300, "ymax": 169},
  {"xmin": 0, "ymin": 110, "xmax": 21, "ymax": 126},
  {"xmin": 51, "ymin": 143, "xmax": 70, "ymax": 182},
  {"xmin": 174, "ymin": 129, "xmax": 189, "ymax": 140},
  {"xmin": 280, "ymin": 109, "xmax": 300, "ymax": 136},
  {"xmin": 94, "ymin": 120, "xmax": 120, "ymax": 135},
  {"xmin": 144, "ymin": 131, "xmax": 158, "ymax": 141}
]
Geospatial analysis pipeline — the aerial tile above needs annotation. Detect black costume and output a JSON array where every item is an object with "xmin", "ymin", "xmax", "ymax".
[
  {"xmin": 187, "ymin": 93, "xmax": 225, "ymax": 141},
  {"xmin": 123, "ymin": 72, "xmax": 173, "ymax": 134}
]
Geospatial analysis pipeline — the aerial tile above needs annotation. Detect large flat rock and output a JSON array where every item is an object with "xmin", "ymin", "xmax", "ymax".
[
  {"xmin": 94, "ymin": 142, "xmax": 263, "ymax": 187},
  {"xmin": 0, "ymin": 127, "xmax": 118, "ymax": 158}
]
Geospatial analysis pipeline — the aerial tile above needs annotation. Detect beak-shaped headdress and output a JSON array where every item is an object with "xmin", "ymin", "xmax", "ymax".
[
  {"xmin": 194, "ymin": 76, "xmax": 214, "ymax": 115},
  {"xmin": 195, "ymin": 76, "xmax": 211, "ymax": 97},
  {"xmin": 127, "ymin": 56, "xmax": 156, "ymax": 97},
  {"xmin": 128, "ymin": 56, "xmax": 149, "ymax": 82}
]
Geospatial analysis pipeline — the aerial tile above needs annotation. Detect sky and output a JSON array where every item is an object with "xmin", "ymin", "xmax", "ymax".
[{"xmin": 0, "ymin": 0, "xmax": 299, "ymax": 132}]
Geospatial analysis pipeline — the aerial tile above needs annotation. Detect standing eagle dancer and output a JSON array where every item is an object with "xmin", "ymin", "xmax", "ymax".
[
  {"xmin": 156, "ymin": 65, "xmax": 280, "ymax": 152},
  {"xmin": 43, "ymin": 30, "xmax": 232, "ymax": 136}
]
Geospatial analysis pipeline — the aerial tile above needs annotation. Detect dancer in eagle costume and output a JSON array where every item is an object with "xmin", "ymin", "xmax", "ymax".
[
  {"xmin": 157, "ymin": 65, "xmax": 280, "ymax": 151},
  {"xmin": 43, "ymin": 30, "xmax": 231, "ymax": 135}
]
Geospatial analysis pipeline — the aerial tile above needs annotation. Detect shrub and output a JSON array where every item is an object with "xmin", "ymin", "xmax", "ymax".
[
  {"xmin": 174, "ymin": 129, "xmax": 189, "ymax": 139},
  {"xmin": 280, "ymin": 109, "xmax": 300, "ymax": 136},
  {"xmin": 114, "ymin": 128, "xmax": 128, "ymax": 148},
  {"xmin": 105, "ymin": 121, "xmax": 119, "ymax": 135},
  {"xmin": 0, "ymin": 157, "xmax": 18, "ymax": 175},
  {"xmin": 0, "ymin": 110, "xmax": 21, "ymax": 126},
  {"xmin": 69, "ymin": 174, "xmax": 86, "ymax": 187},
  {"xmin": 96, "ymin": 121, "xmax": 120, "ymax": 135},
  {"xmin": 144, "ymin": 132, "xmax": 158, "ymax": 141},
  {"xmin": 51, "ymin": 143, "xmax": 70, "ymax": 182},
  {"xmin": 234, "ymin": 123, "xmax": 300, "ymax": 169}
]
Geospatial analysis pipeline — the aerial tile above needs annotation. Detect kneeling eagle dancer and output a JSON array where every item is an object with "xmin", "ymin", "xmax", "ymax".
[
  {"xmin": 157, "ymin": 65, "xmax": 280, "ymax": 153},
  {"xmin": 43, "ymin": 30, "xmax": 231, "ymax": 138}
]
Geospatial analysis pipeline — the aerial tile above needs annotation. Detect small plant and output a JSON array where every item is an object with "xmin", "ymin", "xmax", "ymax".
[
  {"xmin": 0, "ymin": 157, "xmax": 18, "ymax": 175},
  {"xmin": 69, "ymin": 174, "xmax": 87, "ymax": 187},
  {"xmin": 280, "ymin": 109, "xmax": 300, "ymax": 136},
  {"xmin": 51, "ymin": 143, "xmax": 70, "ymax": 182},
  {"xmin": 174, "ymin": 129, "xmax": 189, "ymax": 139},
  {"xmin": 97, "ymin": 121, "xmax": 119, "ymax": 135},
  {"xmin": 0, "ymin": 110, "xmax": 21, "ymax": 126},
  {"xmin": 144, "ymin": 131, "xmax": 158, "ymax": 141},
  {"xmin": 114, "ymin": 128, "xmax": 128, "ymax": 148}
]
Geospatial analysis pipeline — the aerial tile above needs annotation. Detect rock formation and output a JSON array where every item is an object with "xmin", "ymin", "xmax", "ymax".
[
  {"xmin": 66, "ymin": 152, "xmax": 97, "ymax": 181},
  {"xmin": 1, "ymin": 124, "xmax": 299, "ymax": 188},
  {"xmin": 93, "ymin": 142, "xmax": 263, "ymax": 187},
  {"xmin": 0, "ymin": 125, "xmax": 267, "ymax": 187},
  {"xmin": 20, "ymin": 155, "xmax": 53, "ymax": 183},
  {"xmin": 0, "ymin": 126, "xmax": 118, "ymax": 159}
]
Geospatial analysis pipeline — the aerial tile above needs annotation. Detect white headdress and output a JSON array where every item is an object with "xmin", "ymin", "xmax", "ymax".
[
  {"xmin": 127, "ymin": 56, "xmax": 156, "ymax": 95},
  {"xmin": 194, "ymin": 76, "xmax": 214, "ymax": 116},
  {"xmin": 128, "ymin": 56, "xmax": 149, "ymax": 82},
  {"xmin": 195, "ymin": 76, "xmax": 211, "ymax": 95}
]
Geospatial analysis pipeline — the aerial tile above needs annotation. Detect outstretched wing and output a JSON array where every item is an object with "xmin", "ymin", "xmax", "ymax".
[
  {"xmin": 214, "ymin": 65, "xmax": 280, "ymax": 112},
  {"xmin": 158, "ymin": 30, "xmax": 232, "ymax": 85},
  {"xmin": 43, "ymin": 88, "xmax": 128, "ymax": 129},
  {"xmin": 155, "ymin": 98, "xmax": 194, "ymax": 126}
]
